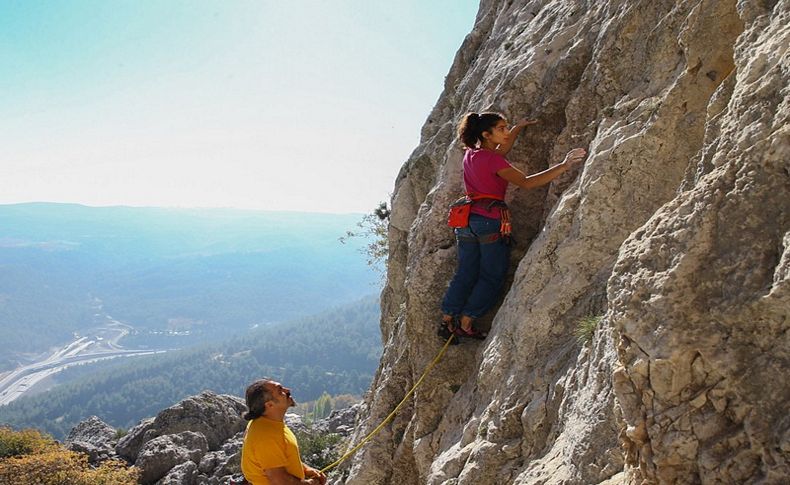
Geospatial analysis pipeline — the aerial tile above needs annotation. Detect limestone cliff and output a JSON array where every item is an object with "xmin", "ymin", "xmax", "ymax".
[{"xmin": 343, "ymin": 1, "xmax": 788, "ymax": 484}]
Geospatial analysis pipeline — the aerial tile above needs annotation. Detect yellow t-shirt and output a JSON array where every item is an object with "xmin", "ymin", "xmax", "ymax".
[{"xmin": 241, "ymin": 417, "xmax": 305, "ymax": 485}]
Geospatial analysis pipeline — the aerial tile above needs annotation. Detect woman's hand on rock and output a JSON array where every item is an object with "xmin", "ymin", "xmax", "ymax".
[
  {"xmin": 515, "ymin": 118, "xmax": 539, "ymax": 128},
  {"xmin": 563, "ymin": 148, "xmax": 587, "ymax": 169}
]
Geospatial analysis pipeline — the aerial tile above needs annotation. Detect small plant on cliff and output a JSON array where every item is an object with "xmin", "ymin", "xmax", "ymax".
[
  {"xmin": 113, "ymin": 427, "xmax": 128, "ymax": 440},
  {"xmin": 340, "ymin": 201, "xmax": 390, "ymax": 272},
  {"xmin": 575, "ymin": 315, "xmax": 603, "ymax": 346}
]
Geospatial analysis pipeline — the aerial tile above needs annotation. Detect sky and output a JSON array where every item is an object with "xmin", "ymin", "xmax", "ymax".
[{"xmin": 0, "ymin": 1, "xmax": 479, "ymax": 214}]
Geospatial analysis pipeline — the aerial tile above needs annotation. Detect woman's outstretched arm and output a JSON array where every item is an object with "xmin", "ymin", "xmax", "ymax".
[{"xmin": 497, "ymin": 148, "xmax": 587, "ymax": 190}]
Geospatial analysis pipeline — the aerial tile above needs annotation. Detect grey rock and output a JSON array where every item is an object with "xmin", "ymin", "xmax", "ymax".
[
  {"xmin": 66, "ymin": 415, "xmax": 116, "ymax": 446},
  {"xmin": 284, "ymin": 412, "xmax": 308, "ymax": 434},
  {"xmin": 67, "ymin": 440, "xmax": 115, "ymax": 463},
  {"xmin": 135, "ymin": 431, "xmax": 208, "ymax": 484},
  {"xmin": 116, "ymin": 416, "xmax": 155, "ymax": 461},
  {"xmin": 198, "ymin": 450, "xmax": 220, "ymax": 474},
  {"xmin": 116, "ymin": 391, "xmax": 246, "ymax": 461},
  {"xmin": 155, "ymin": 460, "xmax": 199, "ymax": 485},
  {"xmin": 314, "ymin": 404, "xmax": 360, "ymax": 434},
  {"xmin": 65, "ymin": 415, "xmax": 118, "ymax": 463},
  {"xmin": 198, "ymin": 430, "xmax": 243, "ymax": 478}
]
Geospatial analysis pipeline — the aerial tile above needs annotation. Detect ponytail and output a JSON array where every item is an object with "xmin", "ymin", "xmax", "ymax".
[{"xmin": 458, "ymin": 111, "xmax": 505, "ymax": 149}]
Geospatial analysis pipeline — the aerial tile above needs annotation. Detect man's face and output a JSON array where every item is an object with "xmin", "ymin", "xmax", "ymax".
[{"xmin": 265, "ymin": 381, "xmax": 295, "ymax": 410}]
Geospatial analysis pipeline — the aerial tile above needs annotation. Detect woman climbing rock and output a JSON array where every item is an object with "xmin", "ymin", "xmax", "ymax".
[{"xmin": 439, "ymin": 112, "xmax": 586, "ymax": 340}]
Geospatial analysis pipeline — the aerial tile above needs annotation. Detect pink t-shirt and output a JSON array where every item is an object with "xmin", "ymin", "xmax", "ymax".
[{"xmin": 463, "ymin": 148, "xmax": 512, "ymax": 219}]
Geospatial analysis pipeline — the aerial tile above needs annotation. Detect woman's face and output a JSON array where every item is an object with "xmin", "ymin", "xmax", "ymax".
[{"xmin": 483, "ymin": 119, "xmax": 509, "ymax": 146}]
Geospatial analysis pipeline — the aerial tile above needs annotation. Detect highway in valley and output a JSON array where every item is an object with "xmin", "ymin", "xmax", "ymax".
[{"xmin": 0, "ymin": 319, "xmax": 165, "ymax": 406}]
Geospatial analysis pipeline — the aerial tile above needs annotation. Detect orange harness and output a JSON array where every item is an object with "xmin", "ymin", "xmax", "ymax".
[{"xmin": 447, "ymin": 193, "xmax": 512, "ymax": 241}]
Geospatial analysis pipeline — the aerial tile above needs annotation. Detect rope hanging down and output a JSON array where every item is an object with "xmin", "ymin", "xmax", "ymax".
[{"xmin": 320, "ymin": 334, "xmax": 456, "ymax": 474}]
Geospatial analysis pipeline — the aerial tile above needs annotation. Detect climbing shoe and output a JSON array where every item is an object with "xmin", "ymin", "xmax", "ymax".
[{"xmin": 437, "ymin": 320, "xmax": 460, "ymax": 345}]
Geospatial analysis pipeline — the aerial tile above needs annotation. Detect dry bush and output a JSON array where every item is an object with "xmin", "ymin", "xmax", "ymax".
[
  {"xmin": 0, "ymin": 426, "xmax": 56, "ymax": 458},
  {"xmin": 0, "ymin": 427, "xmax": 138, "ymax": 485}
]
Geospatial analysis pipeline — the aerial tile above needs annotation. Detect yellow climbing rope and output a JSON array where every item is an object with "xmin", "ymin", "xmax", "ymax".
[{"xmin": 320, "ymin": 334, "xmax": 456, "ymax": 474}]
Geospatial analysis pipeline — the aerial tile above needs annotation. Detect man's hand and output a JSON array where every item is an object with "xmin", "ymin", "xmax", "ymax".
[
  {"xmin": 304, "ymin": 466, "xmax": 327, "ymax": 485},
  {"xmin": 265, "ymin": 466, "xmax": 325, "ymax": 485}
]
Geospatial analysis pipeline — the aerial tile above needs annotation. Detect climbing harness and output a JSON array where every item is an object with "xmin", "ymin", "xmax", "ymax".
[
  {"xmin": 447, "ymin": 193, "xmax": 512, "ymax": 243},
  {"xmin": 319, "ymin": 334, "xmax": 456, "ymax": 474},
  {"xmin": 447, "ymin": 192, "xmax": 502, "ymax": 228}
]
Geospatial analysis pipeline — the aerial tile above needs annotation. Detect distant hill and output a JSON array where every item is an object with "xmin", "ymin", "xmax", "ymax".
[
  {"xmin": 0, "ymin": 203, "xmax": 378, "ymax": 364},
  {"xmin": 0, "ymin": 296, "xmax": 381, "ymax": 439}
]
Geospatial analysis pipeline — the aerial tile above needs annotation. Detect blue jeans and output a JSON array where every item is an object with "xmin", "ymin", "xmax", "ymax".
[{"xmin": 441, "ymin": 214, "xmax": 509, "ymax": 319}]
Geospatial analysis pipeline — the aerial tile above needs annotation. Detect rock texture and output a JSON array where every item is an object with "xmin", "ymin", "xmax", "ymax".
[
  {"xmin": 64, "ymin": 415, "xmax": 118, "ymax": 463},
  {"xmin": 315, "ymin": 403, "xmax": 361, "ymax": 435},
  {"xmin": 113, "ymin": 391, "xmax": 248, "ymax": 485},
  {"xmin": 342, "ymin": 1, "xmax": 788, "ymax": 484},
  {"xmin": 156, "ymin": 461, "xmax": 199, "ymax": 485},
  {"xmin": 136, "ymin": 431, "xmax": 208, "ymax": 484},
  {"xmin": 116, "ymin": 390, "xmax": 246, "ymax": 462}
]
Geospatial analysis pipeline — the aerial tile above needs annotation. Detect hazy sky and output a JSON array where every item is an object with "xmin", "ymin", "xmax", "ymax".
[{"xmin": 1, "ymin": 1, "xmax": 478, "ymax": 213}]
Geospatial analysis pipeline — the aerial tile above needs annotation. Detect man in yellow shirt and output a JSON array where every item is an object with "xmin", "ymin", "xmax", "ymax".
[{"xmin": 241, "ymin": 379, "xmax": 327, "ymax": 485}]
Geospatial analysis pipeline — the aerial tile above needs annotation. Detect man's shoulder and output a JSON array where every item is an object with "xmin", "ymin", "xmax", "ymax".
[{"xmin": 247, "ymin": 418, "xmax": 286, "ymax": 438}]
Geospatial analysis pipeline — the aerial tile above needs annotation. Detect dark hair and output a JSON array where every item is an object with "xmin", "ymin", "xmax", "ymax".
[
  {"xmin": 243, "ymin": 379, "xmax": 274, "ymax": 420},
  {"xmin": 457, "ymin": 111, "xmax": 506, "ymax": 148}
]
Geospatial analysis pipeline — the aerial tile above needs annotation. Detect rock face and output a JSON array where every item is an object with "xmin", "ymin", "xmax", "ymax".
[{"xmin": 342, "ymin": 1, "xmax": 788, "ymax": 484}]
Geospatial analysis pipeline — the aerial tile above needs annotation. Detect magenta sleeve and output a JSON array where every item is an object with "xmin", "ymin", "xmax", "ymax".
[{"xmin": 486, "ymin": 151, "xmax": 513, "ymax": 172}]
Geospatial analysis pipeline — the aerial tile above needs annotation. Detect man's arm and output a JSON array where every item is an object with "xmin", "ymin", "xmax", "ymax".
[{"xmin": 264, "ymin": 467, "xmax": 319, "ymax": 485}]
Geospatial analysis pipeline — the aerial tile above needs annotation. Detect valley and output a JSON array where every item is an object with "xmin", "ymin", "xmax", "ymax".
[{"xmin": 0, "ymin": 318, "xmax": 164, "ymax": 406}]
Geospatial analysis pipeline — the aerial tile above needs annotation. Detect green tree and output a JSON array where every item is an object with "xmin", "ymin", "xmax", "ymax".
[
  {"xmin": 340, "ymin": 201, "xmax": 390, "ymax": 270},
  {"xmin": 313, "ymin": 392, "xmax": 332, "ymax": 420}
]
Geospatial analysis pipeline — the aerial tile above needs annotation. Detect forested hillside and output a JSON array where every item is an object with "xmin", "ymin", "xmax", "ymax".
[
  {"xmin": 0, "ymin": 203, "xmax": 377, "ymax": 361},
  {"xmin": 0, "ymin": 297, "xmax": 381, "ymax": 439}
]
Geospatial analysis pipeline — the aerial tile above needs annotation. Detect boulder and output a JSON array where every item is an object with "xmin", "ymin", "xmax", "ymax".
[
  {"xmin": 65, "ymin": 415, "xmax": 116, "ymax": 445},
  {"xmin": 197, "ymin": 430, "xmax": 243, "ymax": 478},
  {"xmin": 116, "ymin": 391, "xmax": 246, "ymax": 461},
  {"xmin": 65, "ymin": 415, "xmax": 118, "ymax": 463},
  {"xmin": 135, "ymin": 431, "xmax": 208, "ymax": 484},
  {"xmin": 314, "ymin": 403, "xmax": 359, "ymax": 435},
  {"xmin": 67, "ymin": 440, "xmax": 116, "ymax": 463},
  {"xmin": 155, "ymin": 461, "xmax": 199, "ymax": 485},
  {"xmin": 116, "ymin": 417, "xmax": 155, "ymax": 461}
]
